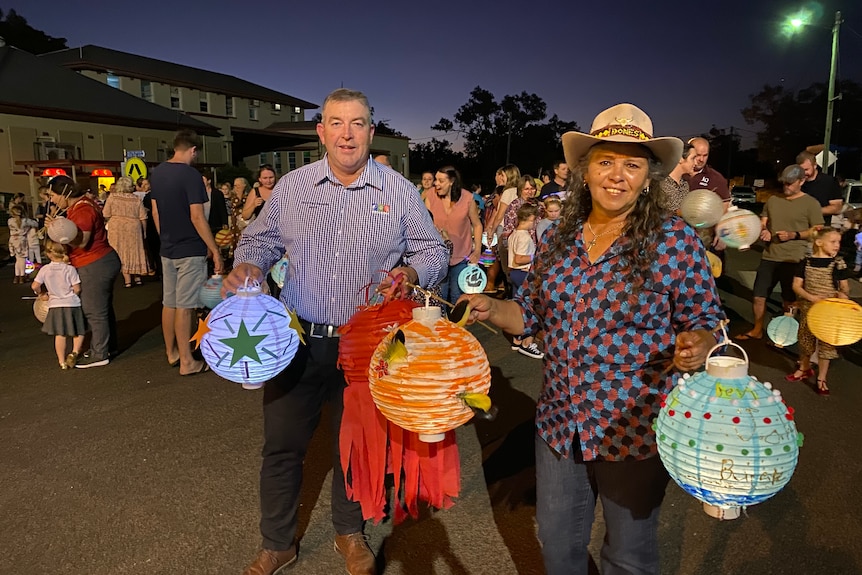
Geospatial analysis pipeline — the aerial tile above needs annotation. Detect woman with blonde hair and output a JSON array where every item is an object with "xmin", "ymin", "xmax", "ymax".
[{"xmin": 102, "ymin": 176, "xmax": 149, "ymax": 287}]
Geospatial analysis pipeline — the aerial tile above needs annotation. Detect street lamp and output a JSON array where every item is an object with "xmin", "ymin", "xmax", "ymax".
[{"xmin": 786, "ymin": 9, "xmax": 843, "ymax": 173}]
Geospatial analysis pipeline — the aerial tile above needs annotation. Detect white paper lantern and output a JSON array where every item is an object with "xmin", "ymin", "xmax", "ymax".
[
  {"xmin": 681, "ymin": 189, "xmax": 724, "ymax": 229},
  {"xmin": 199, "ymin": 281, "xmax": 299, "ymax": 389},
  {"xmin": 46, "ymin": 217, "xmax": 79, "ymax": 244},
  {"xmin": 33, "ymin": 298, "xmax": 48, "ymax": 323},
  {"xmin": 716, "ymin": 208, "xmax": 761, "ymax": 250}
]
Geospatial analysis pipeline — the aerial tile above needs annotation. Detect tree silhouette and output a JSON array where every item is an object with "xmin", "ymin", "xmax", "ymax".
[{"xmin": 0, "ymin": 8, "xmax": 67, "ymax": 54}]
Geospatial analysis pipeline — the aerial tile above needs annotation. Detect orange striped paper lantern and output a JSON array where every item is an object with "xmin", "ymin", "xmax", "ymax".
[{"xmin": 368, "ymin": 306, "xmax": 491, "ymax": 442}]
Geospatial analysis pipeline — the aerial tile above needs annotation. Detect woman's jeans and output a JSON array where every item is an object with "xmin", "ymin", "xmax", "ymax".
[
  {"xmin": 439, "ymin": 260, "xmax": 468, "ymax": 303},
  {"xmin": 78, "ymin": 251, "xmax": 121, "ymax": 360},
  {"xmin": 535, "ymin": 434, "xmax": 669, "ymax": 575}
]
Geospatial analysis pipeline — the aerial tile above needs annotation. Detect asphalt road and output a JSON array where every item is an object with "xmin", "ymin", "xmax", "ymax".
[{"xmin": 1, "ymin": 248, "xmax": 861, "ymax": 575}]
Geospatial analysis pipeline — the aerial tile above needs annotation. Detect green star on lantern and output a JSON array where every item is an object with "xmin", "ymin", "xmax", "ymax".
[{"xmin": 220, "ymin": 320, "xmax": 268, "ymax": 366}]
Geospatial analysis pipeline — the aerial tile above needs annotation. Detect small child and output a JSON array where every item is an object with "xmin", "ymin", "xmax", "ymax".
[
  {"xmin": 786, "ymin": 227, "xmax": 853, "ymax": 395},
  {"xmin": 7, "ymin": 204, "xmax": 37, "ymax": 284},
  {"xmin": 31, "ymin": 240, "xmax": 88, "ymax": 370},
  {"xmin": 508, "ymin": 204, "xmax": 543, "ymax": 360},
  {"xmin": 536, "ymin": 197, "xmax": 562, "ymax": 242}
]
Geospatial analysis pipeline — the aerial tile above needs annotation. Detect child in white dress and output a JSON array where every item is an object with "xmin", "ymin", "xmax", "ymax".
[{"xmin": 31, "ymin": 241, "xmax": 88, "ymax": 369}]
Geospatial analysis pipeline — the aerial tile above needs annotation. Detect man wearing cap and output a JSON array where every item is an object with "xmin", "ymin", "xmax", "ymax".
[{"xmin": 736, "ymin": 164, "xmax": 823, "ymax": 341}]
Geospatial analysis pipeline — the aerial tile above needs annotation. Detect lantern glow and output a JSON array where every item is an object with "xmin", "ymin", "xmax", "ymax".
[{"xmin": 715, "ymin": 208, "xmax": 762, "ymax": 250}]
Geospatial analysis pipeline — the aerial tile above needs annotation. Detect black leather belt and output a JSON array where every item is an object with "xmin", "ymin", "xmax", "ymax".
[{"xmin": 299, "ymin": 319, "xmax": 341, "ymax": 338}]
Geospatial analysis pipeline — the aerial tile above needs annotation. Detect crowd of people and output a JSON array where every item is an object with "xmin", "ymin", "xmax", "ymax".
[{"xmin": 5, "ymin": 86, "xmax": 862, "ymax": 575}]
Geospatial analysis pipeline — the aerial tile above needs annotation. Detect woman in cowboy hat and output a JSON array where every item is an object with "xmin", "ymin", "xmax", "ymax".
[{"xmin": 462, "ymin": 103, "xmax": 726, "ymax": 574}]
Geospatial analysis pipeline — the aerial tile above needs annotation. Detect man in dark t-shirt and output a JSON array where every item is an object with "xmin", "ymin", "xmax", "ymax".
[
  {"xmin": 538, "ymin": 160, "xmax": 570, "ymax": 200},
  {"xmin": 798, "ymin": 150, "xmax": 843, "ymax": 223},
  {"xmin": 684, "ymin": 137, "xmax": 730, "ymax": 202},
  {"xmin": 150, "ymin": 130, "xmax": 223, "ymax": 376}
]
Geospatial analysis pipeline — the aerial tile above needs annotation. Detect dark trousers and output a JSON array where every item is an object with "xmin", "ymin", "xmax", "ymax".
[
  {"xmin": 259, "ymin": 334, "xmax": 362, "ymax": 550},
  {"xmin": 535, "ymin": 435, "xmax": 669, "ymax": 575},
  {"xmin": 77, "ymin": 250, "xmax": 120, "ymax": 360}
]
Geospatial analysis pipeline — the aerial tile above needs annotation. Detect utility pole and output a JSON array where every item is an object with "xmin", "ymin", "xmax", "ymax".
[
  {"xmin": 727, "ymin": 126, "xmax": 734, "ymax": 179},
  {"xmin": 505, "ymin": 112, "xmax": 512, "ymax": 165},
  {"xmin": 823, "ymin": 11, "xmax": 842, "ymax": 174}
]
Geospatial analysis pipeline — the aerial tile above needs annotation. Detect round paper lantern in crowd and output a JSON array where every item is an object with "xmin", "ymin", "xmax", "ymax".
[
  {"xmin": 478, "ymin": 248, "xmax": 496, "ymax": 267},
  {"xmin": 807, "ymin": 298, "xmax": 862, "ymax": 346},
  {"xmin": 368, "ymin": 306, "xmax": 492, "ymax": 443},
  {"xmin": 680, "ymin": 189, "xmax": 725, "ymax": 229},
  {"xmin": 33, "ymin": 298, "xmax": 48, "ymax": 323},
  {"xmin": 705, "ymin": 251, "xmax": 722, "ymax": 278},
  {"xmin": 458, "ymin": 264, "xmax": 487, "ymax": 294},
  {"xmin": 199, "ymin": 279, "xmax": 300, "ymax": 389},
  {"xmin": 766, "ymin": 313, "xmax": 799, "ymax": 348},
  {"xmin": 269, "ymin": 255, "xmax": 290, "ymax": 289},
  {"xmin": 46, "ymin": 216, "xmax": 79, "ymax": 244},
  {"xmin": 214, "ymin": 228, "xmax": 236, "ymax": 247},
  {"xmin": 198, "ymin": 275, "xmax": 225, "ymax": 309},
  {"xmin": 715, "ymin": 208, "xmax": 762, "ymax": 250},
  {"xmin": 655, "ymin": 342, "xmax": 802, "ymax": 520}
]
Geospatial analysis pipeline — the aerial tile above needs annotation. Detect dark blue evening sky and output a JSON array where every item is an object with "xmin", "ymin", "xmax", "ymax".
[{"xmin": 5, "ymin": 0, "xmax": 862, "ymax": 149}]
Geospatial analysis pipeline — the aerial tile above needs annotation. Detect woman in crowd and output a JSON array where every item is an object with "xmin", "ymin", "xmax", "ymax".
[
  {"xmin": 103, "ymin": 176, "xmax": 149, "ymax": 287},
  {"xmin": 49, "ymin": 175, "xmax": 121, "ymax": 368},
  {"xmin": 425, "ymin": 165, "xmax": 483, "ymax": 301},
  {"xmin": 462, "ymin": 104, "xmax": 725, "ymax": 575},
  {"xmin": 501, "ymin": 175, "xmax": 540, "ymax": 249},
  {"xmin": 203, "ymin": 173, "xmax": 230, "ymax": 234},
  {"xmin": 239, "ymin": 165, "xmax": 277, "ymax": 229},
  {"xmin": 488, "ymin": 165, "xmax": 521, "ymax": 280}
]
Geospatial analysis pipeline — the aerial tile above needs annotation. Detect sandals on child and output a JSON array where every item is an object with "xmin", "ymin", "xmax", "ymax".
[{"xmin": 816, "ymin": 379, "xmax": 830, "ymax": 396}]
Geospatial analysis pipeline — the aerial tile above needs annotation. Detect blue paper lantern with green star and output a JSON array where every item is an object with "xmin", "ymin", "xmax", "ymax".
[{"xmin": 199, "ymin": 280, "xmax": 300, "ymax": 389}]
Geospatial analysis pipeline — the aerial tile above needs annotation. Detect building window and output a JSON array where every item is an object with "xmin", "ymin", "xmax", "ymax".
[
  {"xmin": 140, "ymin": 81, "xmax": 153, "ymax": 102},
  {"xmin": 272, "ymin": 103, "xmax": 281, "ymax": 113},
  {"xmin": 249, "ymin": 99, "xmax": 259, "ymax": 121},
  {"xmin": 293, "ymin": 106, "xmax": 301, "ymax": 114},
  {"xmin": 225, "ymin": 96, "xmax": 234, "ymax": 117},
  {"xmin": 199, "ymin": 92, "xmax": 209, "ymax": 113},
  {"xmin": 274, "ymin": 153, "xmax": 282, "ymax": 174},
  {"xmin": 107, "ymin": 73, "xmax": 121, "ymax": 89},
  {"xmin": 170, "ymin": 86, "xmax": 181, "ymax": 109},
  {"xmin": 288, "ymin": 152, "xmax": 297, "ymax": 171},
  {"xmin": 259, "ymin": 152, "xmax": 268, "ymax": 165},
  {"xmin": 303, "ymin": 151, "xmax": 311, "ymax": 165}
]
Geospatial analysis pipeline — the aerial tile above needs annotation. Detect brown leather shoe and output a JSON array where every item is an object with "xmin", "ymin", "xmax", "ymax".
[
  {"xmin": 334, "ymin": 533, "xmax": 376, "ymax": 575},
  {"xmin": 241, "ymin": 547, "xmax": 297, "ymax": 575}
]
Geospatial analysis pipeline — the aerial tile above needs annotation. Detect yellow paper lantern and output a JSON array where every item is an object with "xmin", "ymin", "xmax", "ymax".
[
  {"xmin": 706, "ymin": 251, "xmax": 722, "ymax": 278},
  {"xmin": 368, "ymin": 306, "xmax": 491, "ymax": 442},
  {"xmin": 807, "ymin": 298, "xmax": 862, "ymax": 346}
]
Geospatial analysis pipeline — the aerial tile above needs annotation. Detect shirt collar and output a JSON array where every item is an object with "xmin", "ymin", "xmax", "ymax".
[{"xmin": 315, "ymin": 155, "xmax": 384, "ymax": 191}]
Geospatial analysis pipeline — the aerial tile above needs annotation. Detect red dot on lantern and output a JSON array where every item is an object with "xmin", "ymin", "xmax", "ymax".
[
  {"xmin": 763, "ymin": 417, "xmax": 772, "ymax": 424},
  {"xmin": 732, "ymin": 416, "xmax": 740, "ymax": 424},
  {"xmin": 785, "ymin": 414, "xmax": 794, "ymax": 421},
  {"xmin": 787, "ymin": 406, "xmax": 795, "ymax": 415},
  {"xmin": 684, "ymin": 411, "xmax": 691, "ymax": 418},
  {"xmin": 668, "ymin": 410, "xmax": 675, "ymax": 417},
  {"xmin": 704, "ymin": 413, "xmax": 712, "ymax": 419},
  {"xmin": 660, "ymin": 401, "xmax": 666, "ymax": 408}
]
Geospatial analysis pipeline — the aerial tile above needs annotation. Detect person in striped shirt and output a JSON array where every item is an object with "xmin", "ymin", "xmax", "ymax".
[{"xmin": 224, "ymin": 88, "xmax": 448, "ymax": 575}]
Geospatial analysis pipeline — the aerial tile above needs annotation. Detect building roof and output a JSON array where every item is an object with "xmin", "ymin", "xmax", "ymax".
[
  {"xmin": 40, "ymin": 45, "xmax": 318, "ymax": 110},
  {"xmin": 0, "ymin": 46, "xmax": 219, "ymax": 134}
]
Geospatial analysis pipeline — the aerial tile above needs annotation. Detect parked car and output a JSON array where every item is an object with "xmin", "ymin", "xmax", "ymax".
[
  {"xmin": 833, "ymin": 179, "xmax": 862, "ymax": 230},
  {"xmin": 731, "ymin": 185, "xmax": 757, "ymax": 206}
]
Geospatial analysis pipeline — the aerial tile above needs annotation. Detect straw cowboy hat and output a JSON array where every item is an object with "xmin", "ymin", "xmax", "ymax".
[{"xmin": 562, "ymin": 103, "xmax": 683, "ymax": 171}]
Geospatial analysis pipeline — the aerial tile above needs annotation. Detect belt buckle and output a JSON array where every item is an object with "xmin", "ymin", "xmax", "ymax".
[{"xmin": 309, "ymin": 322, "xmax": 337, "ymax": 338}]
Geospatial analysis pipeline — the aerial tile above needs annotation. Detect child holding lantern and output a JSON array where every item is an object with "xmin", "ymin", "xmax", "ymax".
[
  {"xmin": 30, "ymin": 240, "xmax": 87, "ymax": 369},
  {"xmin": 508, "ymin": 203, "xmax": 543, "ymax": 359},
  {"xmin": 787, "ymin": 227, "xmax": 853, "ymax": 394}
]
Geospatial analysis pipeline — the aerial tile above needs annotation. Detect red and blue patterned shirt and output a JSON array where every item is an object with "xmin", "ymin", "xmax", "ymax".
[{"xmin": 515, "ymin": 217, "xmax": 725, "ymax": 462}]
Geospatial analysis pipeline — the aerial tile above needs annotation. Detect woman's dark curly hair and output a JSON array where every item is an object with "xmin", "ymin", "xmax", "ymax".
[{"xmin": 532, "ymin": 143, "xmax": 670, "ymax": 293}]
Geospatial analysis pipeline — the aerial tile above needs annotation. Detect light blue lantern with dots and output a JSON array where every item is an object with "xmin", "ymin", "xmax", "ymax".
[
  {"xmin": 458, "ymin": 264, "xmax": 487, "ymax": 294},
  {"xmin": 767, "ymin": 313, "xmax": 799, "ymax": 348},
  {"xmin": 198, "ymin": 275, "xmax": 225, "ymax": 309},
  {"xmin": 655, "ymin": 342, "xmax": 803, "ymax": 520}
]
